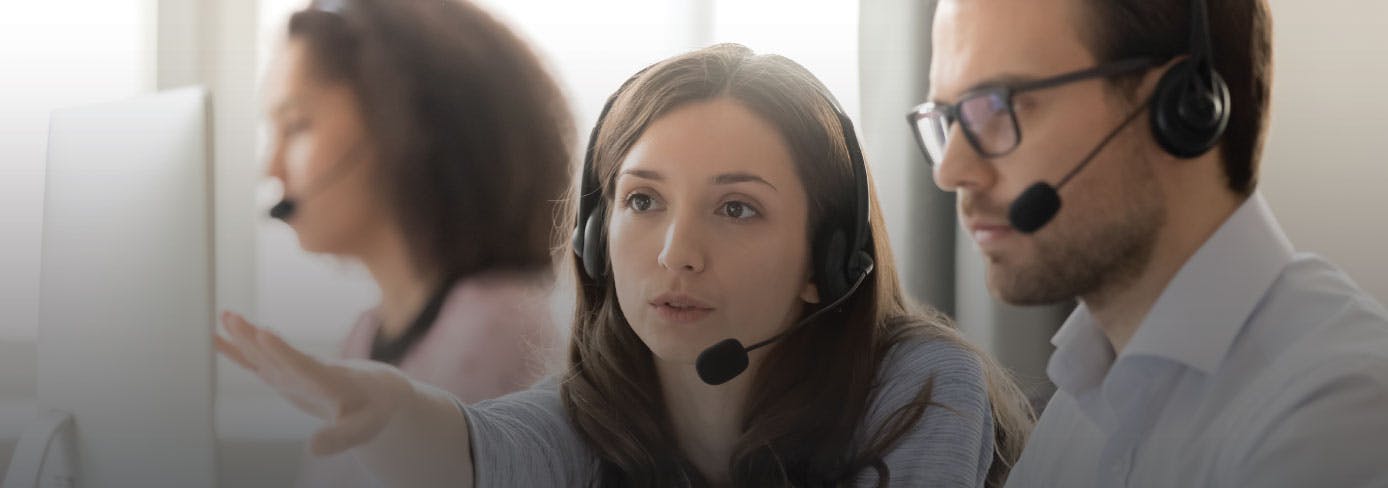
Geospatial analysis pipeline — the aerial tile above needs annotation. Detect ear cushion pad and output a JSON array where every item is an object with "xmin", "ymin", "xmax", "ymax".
[
  {"xmin": 813, "ymin": 229, "xmax": 849, "ymax": 303},
  {"xmin": 580, "ymin": 202, "xmax": 607, "ymax": 278},
  {"xmin": 1150, "ymin": 59, "xmax": 1231, "ymax": 159}
]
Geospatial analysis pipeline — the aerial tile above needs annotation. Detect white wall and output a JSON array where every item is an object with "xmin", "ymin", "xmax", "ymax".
[{"xmin": 1261, "ymin": 0, "xmax": 1388, "ymax": 302}]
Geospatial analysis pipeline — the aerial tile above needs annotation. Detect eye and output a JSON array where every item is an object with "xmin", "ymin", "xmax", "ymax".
[
  {"xmin": 623, "ymin": 191, "xmax": 660, "ymax": 213},
  {"xmin": 1010, "ymin": 93, "xmax": 1038, "ymax": 116},
  {"xmin": 280, "ymin": 118, "xmax": 310, "ymax": 138},
  {"xmin": 719, "ymin": 201, "xmax": 760, "ymax": 220}
]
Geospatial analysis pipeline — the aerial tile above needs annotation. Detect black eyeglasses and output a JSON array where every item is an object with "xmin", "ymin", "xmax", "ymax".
[{"xmin": 907, "ymin": 57, "xmax": 1158, "ymax": 166}]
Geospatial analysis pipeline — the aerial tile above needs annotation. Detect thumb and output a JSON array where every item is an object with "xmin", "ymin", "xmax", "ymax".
[{"xmin": 309, "ymin": 404, "xmax": 388, "ymax": 456}]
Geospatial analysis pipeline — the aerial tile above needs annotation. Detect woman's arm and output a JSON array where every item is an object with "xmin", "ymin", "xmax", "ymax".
[
  {"xmin": 217, "ymin": 312, "xmax": 475, "ymax": 488},
  {"xmin": 868, "ymin": 339, "xmax": 994, "ymax": 488}
]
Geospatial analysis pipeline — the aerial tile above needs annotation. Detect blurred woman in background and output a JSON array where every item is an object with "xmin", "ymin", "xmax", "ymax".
[{"xmin": 256, "ymin": 0, "xmax": 573, "ymax": 485}]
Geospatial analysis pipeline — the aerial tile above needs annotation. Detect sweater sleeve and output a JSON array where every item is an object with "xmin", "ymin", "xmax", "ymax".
[
  {"xmin": 856, "ymin": 338, "xmax": 995, "ymax": 488},
  {"xmin": 460, "ymin": 379, "xmax": 596, "ymax": 487}
]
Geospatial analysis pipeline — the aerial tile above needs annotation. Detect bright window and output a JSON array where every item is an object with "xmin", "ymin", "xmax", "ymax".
[{"xmin": 0, "ymin": 0, "xmax": 155, "ymax": 341}]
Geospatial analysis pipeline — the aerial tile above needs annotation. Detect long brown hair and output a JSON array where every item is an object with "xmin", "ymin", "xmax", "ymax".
[
  {"xmin": 561, "ymin": 44, "xmax": 1032, "ymax": 487},
  {"xmin": 287, "ymin": 0, "xmax": 574, "ymax": 278}
]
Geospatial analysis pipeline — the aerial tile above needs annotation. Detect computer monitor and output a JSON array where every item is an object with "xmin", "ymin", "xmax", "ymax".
[{"xmin": 26, "ymin": 86, "xmax": 217, "ymax": 488}]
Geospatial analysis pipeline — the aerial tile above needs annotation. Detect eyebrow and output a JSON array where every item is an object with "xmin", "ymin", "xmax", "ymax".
[
  {"xmin": 713, "ymin": 172, "xmax": 777, "ymax": 192},
  {"xmin": 270, "ymin": 98, "xmax": 305, "ymax": 119},
  {"xmin": 930, "ymin": 72, "xmax": 1035, "ymax": 104},
  {"xmin": 619, "ymin": 169, "xmax": 778, "ymax": 192}
]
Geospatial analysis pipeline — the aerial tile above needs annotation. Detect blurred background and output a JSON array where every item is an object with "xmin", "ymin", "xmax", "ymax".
[{"xmin": 0, "ymin": 0, "xmax": 1384, "ymax": 485}]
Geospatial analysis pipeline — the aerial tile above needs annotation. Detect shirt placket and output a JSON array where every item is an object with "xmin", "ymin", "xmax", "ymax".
[{"xmin": 1095, "ymin": 360, "xmax": 1174, "ymax": 487}]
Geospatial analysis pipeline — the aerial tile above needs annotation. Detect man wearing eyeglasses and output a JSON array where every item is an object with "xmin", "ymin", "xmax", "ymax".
[{"xmin": 914, "ymin": 0, "xmax": 1388, "ymax": 486}]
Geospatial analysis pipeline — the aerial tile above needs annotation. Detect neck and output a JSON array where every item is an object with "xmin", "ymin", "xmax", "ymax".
[
  {"xmin": 1083, "ymin": 169, "xmax": 1244, "ymax": 353},
  {"xmin": 656, "ymin": 354, "xmax": 759, "ymax": 485},
  {"xmin": 358, "ymin": 227, "xmax": 438, "ymax": 341}
]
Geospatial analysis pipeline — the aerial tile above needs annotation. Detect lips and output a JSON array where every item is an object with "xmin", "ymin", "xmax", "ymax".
[
  {"xmin": 649, "ymin": 293, "xmax": 715, "ymax": 323},
  {"xmin": 967, "ymin": 220, "xmax": 1015, "ymax": 246}
]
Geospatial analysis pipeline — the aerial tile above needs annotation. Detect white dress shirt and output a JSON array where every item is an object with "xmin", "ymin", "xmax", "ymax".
[{"xmin": 1006, "ymin": 193, "xmax": 1388, "ymax": 487}]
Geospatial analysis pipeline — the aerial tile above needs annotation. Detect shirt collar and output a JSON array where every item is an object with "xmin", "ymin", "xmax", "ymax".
[
  {"xmin": 1048, "ymin": 304, "xmax": 1114, "ymax": 396},
  {"xmin": 1048, "ymin": 193, "xmax": 1296, "ymax": 394}
]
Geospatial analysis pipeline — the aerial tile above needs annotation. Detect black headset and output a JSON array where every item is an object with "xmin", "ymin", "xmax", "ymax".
[
  {"xmin": 1005, "ymin": 0, "xmax": 1234, "ymax": 233},
  {"xmin": 1150, "ymin": 0, "xmax": 1231, "ymax": 159},
  {"xmin": 571, "ymin": 68, "xmax": 875, "ymax": 306}
]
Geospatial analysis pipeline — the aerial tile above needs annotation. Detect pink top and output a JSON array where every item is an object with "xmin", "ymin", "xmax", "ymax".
[{"xmin": 295, "ymin": 271, "xmax": 564, "ymax": 487}]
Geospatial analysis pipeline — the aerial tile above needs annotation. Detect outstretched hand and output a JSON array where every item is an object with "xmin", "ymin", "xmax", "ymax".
[{"xmin": 215, "ymin": 311, "xmax": 412, "ymax": 455}]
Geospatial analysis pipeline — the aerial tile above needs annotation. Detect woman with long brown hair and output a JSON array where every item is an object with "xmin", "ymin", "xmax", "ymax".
[
  {"xmin": 253, "ymin": 0, "xmax": 571, "ymax": 485},
  {"xmin": 219, "ymin": 43, "xmax": 1033, "ymax": 487}
]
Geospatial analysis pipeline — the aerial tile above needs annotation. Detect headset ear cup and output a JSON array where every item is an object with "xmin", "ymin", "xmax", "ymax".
[
  {"xmin": 847, "ymin": 251, "xmax": 874, "ymax": 283},
  {"xmin": 571, "ymin": 225, "xmax": 584, "ymax": 259},
  {"xmin": 1151, "ymin": 59, "xmax": 1231, "ymax": 159},
  {"xmin": 580, "ymin": 203, "xmax": 607, "ymax": 278},
  {"xmin": 1151, "ymin": 61, "xmax": 1197, "ymax": 157},
  {"xmin": 814, "ymin": 230, "xmax": 849, "ymax": 303}
]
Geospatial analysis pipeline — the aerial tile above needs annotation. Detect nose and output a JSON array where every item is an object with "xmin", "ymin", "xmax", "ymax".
[
  {"xmin": 263, "ymin": 134, "xmax": 290, "ymax": 184},
  {"xmin": 932, "ymin": 124, "xmax": 997, "ymax": 193},
  {"xmin": 657, "ymin": 210, "xmax": 706, "ymax": 274}
]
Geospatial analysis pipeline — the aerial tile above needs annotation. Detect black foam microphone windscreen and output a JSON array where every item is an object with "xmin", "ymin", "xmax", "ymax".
[
  {"xmin": 695, "ymin": 338, "xmax": 750, "ymax": 386},
  {"xmin": 1008, "ymin": 182, "xmax": 1061, "ymax": 234},
  {"xmin": 268, "ymin": 199, "xmax": 297, "ymax": 221}
]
